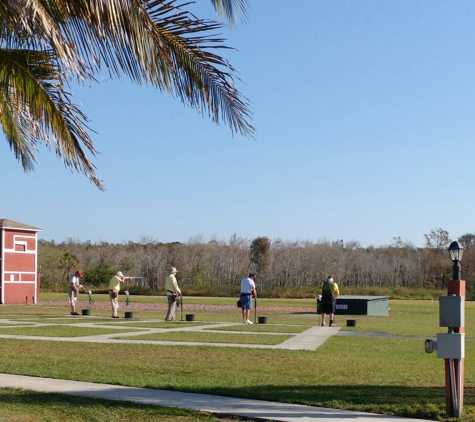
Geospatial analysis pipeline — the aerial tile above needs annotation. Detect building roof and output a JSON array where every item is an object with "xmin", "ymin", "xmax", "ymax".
[
  {"xmin": 337, "ymin": 295, "xmax": 389, "ymax": 301},
  {"xmin": 0, "ymin": 219, "xmax": 42, "ymax": 232}
]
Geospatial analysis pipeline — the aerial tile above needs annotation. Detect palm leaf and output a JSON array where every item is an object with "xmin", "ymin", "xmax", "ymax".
[
  {"xmin": 209, "ymin": 0, "xmax": 249, "ymax": 27},
  {"xmin": 0, "ymin": 48, "xmax": 103, "ymax": 189},
  {"xmin": 0, "ymin": 0, "xmax": 254, "ymax": 188},
  {"xmin": 147, "ymin": 1, "xmax": 254, "ymax": 136},
  {"xmin": 11, "ymin": 0, "xmax": 254, "ymax": 136}
]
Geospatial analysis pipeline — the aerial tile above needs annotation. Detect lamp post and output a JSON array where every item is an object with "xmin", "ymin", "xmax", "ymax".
[
  {"xmin": 448, "ymin": 241, "xmax": 464, "ymax": 281},
  {"xmin": 444, "ymin": 240, "xmax": 465, "ymax": 417}
]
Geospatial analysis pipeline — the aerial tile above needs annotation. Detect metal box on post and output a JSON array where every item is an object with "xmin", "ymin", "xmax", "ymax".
[
  {"xmin": 439, "ymin": 296, "xmax": 464, "ymax": 327},
  {"xmin": 436, "ymin": 333, "xmax": 465, "ymax": 359}
]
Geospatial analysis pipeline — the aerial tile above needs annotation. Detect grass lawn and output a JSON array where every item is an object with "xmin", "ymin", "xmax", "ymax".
[
  {"xmin": 113, "ymin": 331, "xmax": 291, "ymax": 344},
  {"xmin": 0, "ymin": 337, "xmax": 462, "ymax": 420},
  {"xmin": 0, "ymin": 298, "xmax": 473, "ymax": 421},
  {"xmin": 20, "ymin": 317, "xmax": 115, "ymax": 324},
  {"xmin": 0, "ymin": 387, "xmax": 247, "ymax": 421},
  {"xmin": 0, "ymin": 325, "xmax": 147, "ymax": 337},
  {"xmin": 100, "ymin": 321, "xmax": 214, "ymax": 328},
  {"xmin": 204, "ymin": 324, "xmax": 312, "ymax": 333}
]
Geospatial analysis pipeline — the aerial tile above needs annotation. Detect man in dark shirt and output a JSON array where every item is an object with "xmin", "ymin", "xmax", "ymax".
[{"xmin": 320, "ymin": 276, "xmax": 340, "ymax": 327}]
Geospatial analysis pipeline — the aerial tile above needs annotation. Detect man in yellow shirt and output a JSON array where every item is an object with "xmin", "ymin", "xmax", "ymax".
[
  {"xmin": 165, "ymin": 267, "xmax": 181, "ymax": 321},
  {"xmin": 109, "ymin": 271, "xmax": 127, "ymax": 318},
  {"xmin": 320, "ymin": 276, "xmax": 340, "ymax": 327}
]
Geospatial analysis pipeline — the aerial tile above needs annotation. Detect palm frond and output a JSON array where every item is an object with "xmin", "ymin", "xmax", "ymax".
[
  {"xmin": 1, "ymin": 0, "xmax": 90, "ymax": 80},
  {"xmin": 209, "ymin": 0, "xmax": 249, "ymax": 27},
  {"xmin": 0, "ymin": 0, "xmax": 254, "ymax": 188},
  {"xmin": 146, "ymin": 1, "xmax": 254, "ymax": 137},
  {"xmin": 0, "ymin": 48, "xmax": 103, "ymax": 189},
  {"xmin": 5, "ymin": 0, "xmax": 254, "ymax": 136}
]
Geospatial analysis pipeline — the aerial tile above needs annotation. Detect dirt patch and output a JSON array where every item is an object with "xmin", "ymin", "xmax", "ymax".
[{"xmin": 39, "ymin": 300, "xmax": 316, "ymax": 314}]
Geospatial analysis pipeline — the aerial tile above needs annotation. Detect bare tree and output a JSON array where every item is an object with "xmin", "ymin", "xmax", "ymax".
[{"xmin": 424, "ymin": 228, "xmax": 451, "ymax": 249}]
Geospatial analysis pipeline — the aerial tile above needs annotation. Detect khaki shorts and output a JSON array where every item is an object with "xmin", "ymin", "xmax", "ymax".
[{"xmin": 68, "ymin": 289, "xmax": 78, "ymax": 303}]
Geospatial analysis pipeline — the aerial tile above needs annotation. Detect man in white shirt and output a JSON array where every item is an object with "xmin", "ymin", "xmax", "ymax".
[
  {"xmin": 69, "ymin": 270, "xmax": 87, "ymax": 315},
  {"xmin": 240, "ymin": 273, "xmax": 257, "ymax": 324}
]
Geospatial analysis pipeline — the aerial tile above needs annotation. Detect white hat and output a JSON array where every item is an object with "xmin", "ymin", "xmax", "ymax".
[
  {"xmin": 170, "ymin": 267, "xmax": 177, "ymax": 274},
  {"xmin": 116, "ymin": 271, "xmax": 124, "ymax": 277}
]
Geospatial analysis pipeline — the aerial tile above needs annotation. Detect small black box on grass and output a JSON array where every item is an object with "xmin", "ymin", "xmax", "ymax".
[
  {"xmin": 186, "ymin": 314, "xmax": 195, "ymax": 322},
  {"xmin": 82, "ymin": 309, "xmax": 90, "ymax": 316},
  {"xmin": 124, "ymin": 311, "xmax": 133, "ymax": 319},
  {"xmin": 346, "ymin": 319, "xmax": 356, "ymax": 327},
  {"xmin": 258, "ymin": 316, "xmax": 268, "ymax": 324}
]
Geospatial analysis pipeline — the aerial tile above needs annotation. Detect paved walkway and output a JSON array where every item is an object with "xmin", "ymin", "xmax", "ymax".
[{"xmin": 0, "ymin": 374, "xmax": 431, "ymax": 422}]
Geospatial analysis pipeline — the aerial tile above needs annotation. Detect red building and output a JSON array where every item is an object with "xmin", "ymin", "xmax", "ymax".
[{"xmin": 0, "ymin": 219, "xmax": 42, "ymax": 304}]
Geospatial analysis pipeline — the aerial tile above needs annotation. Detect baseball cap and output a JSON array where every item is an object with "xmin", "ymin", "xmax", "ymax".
[{"xmin": 116, "ymin": 271, "xmax": 124, "ymax": 277}]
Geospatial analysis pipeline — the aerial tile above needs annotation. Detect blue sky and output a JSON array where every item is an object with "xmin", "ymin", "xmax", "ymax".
[{"xmin": 2, "ymin": 0, "xmax": 475, "ymax": 247}]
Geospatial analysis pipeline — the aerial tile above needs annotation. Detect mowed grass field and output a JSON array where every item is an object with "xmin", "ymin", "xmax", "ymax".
[{"xmin": 0, "ymin": 297, "xmax": 473, "ymax": 421}]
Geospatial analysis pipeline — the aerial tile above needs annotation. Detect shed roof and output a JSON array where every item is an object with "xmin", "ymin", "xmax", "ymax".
[
  {"xmin": 337, "ymin": 295, "xmax": 389, "ymax": 301},
  {"xmin": 0, "ymin": 219, "xmax": 42, "ymax": 232}
]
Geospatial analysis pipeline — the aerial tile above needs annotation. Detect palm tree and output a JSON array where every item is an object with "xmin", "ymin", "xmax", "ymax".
[{"xmin": 0, "ymin": 0, "xmax": 253, "ymax": 190}]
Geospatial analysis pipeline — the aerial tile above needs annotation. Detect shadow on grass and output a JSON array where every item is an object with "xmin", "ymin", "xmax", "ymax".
[
  {"xmin": 287, "ymin": 311, "xmax": 318, "ymax": 315},
  {"xmin": 0, "ymin": 388, "xmax": 146, "ymax": 408},
  {"xmin": 2, "ymin": 384, "xmax": 473, "ymax": 421},
  {"xmin": 195, "ymin": 385, "xmax": 452, "ymax": 406},
  {"xmin": 0, "ymin": 388, "xmax": 238, "ymax": 421},
  {"xmin": 184, "ymin": 384, "xmax": 473, "ymax": 420}
]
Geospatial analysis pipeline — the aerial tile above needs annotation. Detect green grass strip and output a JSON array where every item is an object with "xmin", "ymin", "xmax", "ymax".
[
  {"xmin": 0, "ymin": 326, "xmax": 146, "ymax": 337},
  {"xmin": 205, "ymin": 324, "xmax": 311, "ymax": 333},
  {"xmin": 113, "ymin": 331, "xmax": 291, "ymax": 345},
  {"xmin": 20, "ymin": 318, "xmax": 114, "ymax": 324},
  {"xmin": 101, "ymin": 321, "xmax": 214, "ymax": 329}
]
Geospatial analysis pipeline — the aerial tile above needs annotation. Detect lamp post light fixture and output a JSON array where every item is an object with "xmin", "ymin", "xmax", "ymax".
[{"xmin": 448, "ymin": 241, "xmax": 464, "ymax": 281}]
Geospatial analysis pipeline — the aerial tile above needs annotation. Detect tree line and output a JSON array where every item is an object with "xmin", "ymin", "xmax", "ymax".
[{"xmin": 37, "ymin": 228, "xmax": 475, "ymax": 296}]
